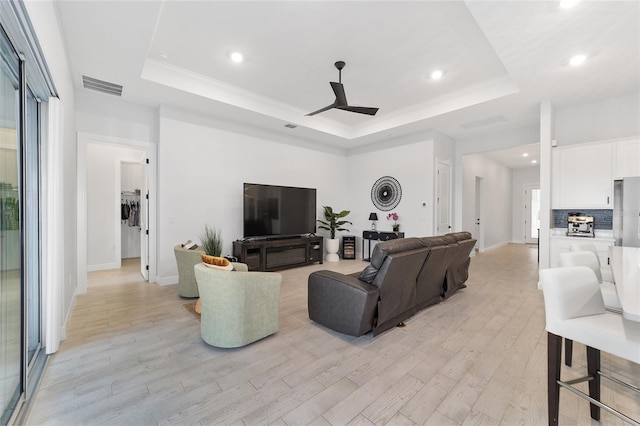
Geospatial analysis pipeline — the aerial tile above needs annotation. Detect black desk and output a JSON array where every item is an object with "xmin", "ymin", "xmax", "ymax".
[{"xmin": 362, "ymin": 231, "xmax": 405, "ymax": 261}]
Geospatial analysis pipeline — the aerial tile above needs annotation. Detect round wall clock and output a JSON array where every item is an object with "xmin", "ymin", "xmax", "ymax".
[{"xmin": 371, "ymin": 176, "xmax": 402, "ymax": 211}]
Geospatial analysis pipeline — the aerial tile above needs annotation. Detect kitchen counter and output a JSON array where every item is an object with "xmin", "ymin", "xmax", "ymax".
[
  {"xmin": 550, "ymin": 229, "xmax": 614, "ymax": 242},
  {"xmin": 550, "ymin": 230, "xmax": 614, "ymax": 268}
]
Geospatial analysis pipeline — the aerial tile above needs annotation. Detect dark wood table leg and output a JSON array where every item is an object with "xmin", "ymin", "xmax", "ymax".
[
  {"xmin": 587, "ymin": 345, "xmax": 601, "ymax": 421},
  {"xmin": 548, "ymin": 332, "xmax": 562, "ymax": 426}
]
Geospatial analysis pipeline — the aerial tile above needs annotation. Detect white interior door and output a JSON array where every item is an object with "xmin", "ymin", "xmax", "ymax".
[
  {"xmin": 140, "ymin": 157, "xmax": 149, "ymax": 280},
  {"xmin": 475, "ymin": 176, "xmax": 484, "ymax": 251},
  {"xmin": 524, "ymin": 184, "xmax": 540, "ymax": 244},
  {"xmin": 436, "ymin": 160, "xmax": 452, "ymax": 235}
]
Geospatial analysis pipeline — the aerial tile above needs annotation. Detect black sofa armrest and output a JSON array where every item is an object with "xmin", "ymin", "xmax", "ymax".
[{"xmin": 308, "ymin": 270, "xmax": 379, "ymax": 337}]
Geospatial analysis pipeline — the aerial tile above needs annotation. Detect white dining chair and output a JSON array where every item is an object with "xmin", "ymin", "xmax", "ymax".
[
  {"xmin": 540, "ymin": 266, "xmax": 640, "ymax": 426},
  {"xmin": 558, "ymin": 250, "xmax": 623, "ymax": 367},
  {"xmin": 559, "ymin": 250, "xmax": 621, "ymax": 312},
  {"xmin": 570, "ymin": 242, "xmax": 614, "ymax": 283}
]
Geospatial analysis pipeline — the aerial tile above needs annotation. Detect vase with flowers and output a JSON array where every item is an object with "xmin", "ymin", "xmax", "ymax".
[{"xmin": 387, "ymin": 212, "xmax": 400, "ymax": 232}]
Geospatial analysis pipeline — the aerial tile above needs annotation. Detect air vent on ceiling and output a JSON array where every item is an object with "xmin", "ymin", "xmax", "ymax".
[
  {"xmin": 460, "ymin": 115, "xmax": 506, "ymax": 130},
  {"xmin": 82, "ymin": 75, "xmax": 123, "ymax": 96}
]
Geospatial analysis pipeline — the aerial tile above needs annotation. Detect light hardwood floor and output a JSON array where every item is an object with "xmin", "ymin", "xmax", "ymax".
[{"xmin": 26, "ymin": 245, "xmax": 639, "ymax": 425}]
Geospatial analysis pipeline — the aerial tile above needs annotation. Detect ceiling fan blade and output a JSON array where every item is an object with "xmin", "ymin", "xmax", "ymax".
[
  {"xmin": 330, "ymin": 82, "xmax": 347, "ymax": 106},
  {"xmin": 306, "ymin": 103, "xmax": 336, "ymax": 116},
  {"xmin": 336, "ymin": 105, "xmax": 379, "ymax": 116}
]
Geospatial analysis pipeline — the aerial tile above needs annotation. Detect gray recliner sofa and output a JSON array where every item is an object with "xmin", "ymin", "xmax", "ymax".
[{"xmin": 307, "ymin": 232, "xmax": 476, "ymax": 337}]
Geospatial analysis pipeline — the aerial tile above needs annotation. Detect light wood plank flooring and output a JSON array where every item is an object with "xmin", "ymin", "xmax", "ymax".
[{"xmin": 26, "ymin": 245, "xmax": 640, "ymax": 425}]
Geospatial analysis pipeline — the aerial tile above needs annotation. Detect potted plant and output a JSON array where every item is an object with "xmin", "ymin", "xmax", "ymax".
[
  {"xmin": 387, "ymin": 212, "xmax": 400, "ymax": 232},
  {"xmin": 317, "ymin": 206, "xmax": 352, "ymax": 262},
  {"xmin": 199, "ymin": 224, "xmax": 223, "ymax": 259}
]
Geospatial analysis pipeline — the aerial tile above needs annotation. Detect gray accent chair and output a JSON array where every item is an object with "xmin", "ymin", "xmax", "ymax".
[
  {"xmin": 194, "ymin": 263, "xmax": 282, "ymax": 348},
  {"xmin": 308, "ymin": 232, "xmax": 476, "ymax": 337},
  {"xmin": 174, "ymin": 245, "xmax": 205, "ymax": 297}
]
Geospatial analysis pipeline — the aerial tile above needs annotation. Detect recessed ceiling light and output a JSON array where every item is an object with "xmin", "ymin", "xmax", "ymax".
[
  {"xmin": 230, "ymin": 52, "xmax": 244, "ymax": 63},
  {"xmin": 430, "ymin": 70, "xmax": 443, "ymax": 80},
  {"xmin": 559, "ymin": 0, "xmax": 581, "ymax": 9},
  {"xmin": 522, "ymin": 153, "xmax": 529, "ymax": 157},
  {"xmin": 531, "ymin": 160, "xmax": 538, "ymax": 164},
  {"xmin": 569, "ymin": 54, "xmax": 587, "ymax": 67}
]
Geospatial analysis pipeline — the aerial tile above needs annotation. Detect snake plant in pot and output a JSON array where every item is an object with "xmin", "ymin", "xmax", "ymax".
[{"xmin": 317, "ymin": 206, "xmax": 352, "ymax": 262}]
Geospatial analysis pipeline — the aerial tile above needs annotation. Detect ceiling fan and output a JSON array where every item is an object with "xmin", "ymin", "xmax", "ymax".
[{"xmin": 306, "ymin": 61, "xmax": 379, "ymax": 117}]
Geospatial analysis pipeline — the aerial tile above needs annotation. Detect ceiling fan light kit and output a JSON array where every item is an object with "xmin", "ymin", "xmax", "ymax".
[{"xmin": 307, "ymin": 61, "xmax": 379, "ymax": 117}]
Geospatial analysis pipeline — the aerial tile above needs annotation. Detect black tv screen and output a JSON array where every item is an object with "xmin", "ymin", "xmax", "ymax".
[{"xmin": 243, "ymin": 183, "xmax": 317, "ymax": 238}]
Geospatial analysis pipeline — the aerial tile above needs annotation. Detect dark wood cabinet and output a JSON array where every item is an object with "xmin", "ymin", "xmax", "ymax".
[
  {"xmin": 362, "ymin": 231, "xmax": 404, "ymax": 261},
  {"xmin": 233, "ymin": 236, "xmax": 323, "ymax": 271}
]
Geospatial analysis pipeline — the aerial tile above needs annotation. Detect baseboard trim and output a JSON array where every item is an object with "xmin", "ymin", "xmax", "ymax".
[
  {"xmin": 480, "ymin": 241, "xmax": 509, "ymax": 253},
  {"xmin": 156, "ymin": 275, "xmax": 178, "ymax": 286},
  {"xmin": 88, "ymin": 262, "xmax": 120, "ymax": 272}
]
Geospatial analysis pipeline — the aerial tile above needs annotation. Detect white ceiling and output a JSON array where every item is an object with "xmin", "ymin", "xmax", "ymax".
[
  {"xmin": 55, "ymin": 1, "xmax": 639, "ymax": 153},
  {"xmin": 483, "ymin": 143, "xmax": 540, "ymax": 170}
]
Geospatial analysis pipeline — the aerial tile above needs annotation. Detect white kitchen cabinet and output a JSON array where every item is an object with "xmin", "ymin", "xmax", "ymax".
[
  {"xmin": 613, "ymin": 138, "xmax": 640, "ymax": 179},
  {"xmin": 549, "ymin": 235, "xmax": 614, "ymax": 268},
  {"xmin": 552, "ymin": 142, "xmax": 613, "ymax": 209}
]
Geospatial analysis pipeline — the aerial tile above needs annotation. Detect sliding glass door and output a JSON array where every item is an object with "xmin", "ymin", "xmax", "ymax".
[
  {"xmin": 0, "ymin": 23, "xmax": 43, "ymax": 424},
  {"xmin": 0, "ymin": 25, "xmax": 22, "ymax": 425}
]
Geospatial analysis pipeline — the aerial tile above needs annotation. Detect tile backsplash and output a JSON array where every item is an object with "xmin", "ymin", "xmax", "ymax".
[{"xmin": 552, "ymin": 209, "xmax": 613, "ymax": 230}]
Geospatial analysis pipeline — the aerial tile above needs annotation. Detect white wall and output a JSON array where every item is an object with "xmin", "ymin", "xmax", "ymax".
[
  {"xmin": 511, "ymin": 166, "xmax": 540, "ymax": 243},
  {"xmin": 556, "ymin": 93, "xmax": 640, "ymax": 146},
  {"xmin": 462, "ymin": 153, "xmax": 513, "ymax": 250},
  {"xmin": 347, "ymin": 140, "xmax": 435, "ymax": 240},
  {"xmin": 86, "ymin": 143, "xmax": 145, "ymax": 270},
  {"xmin": 156, "ymin": 107, "xmax": 349, "ymax": 284},
  {"xmin": 76, "ymin": 91, "xmax": 158, "ymax": 144}
]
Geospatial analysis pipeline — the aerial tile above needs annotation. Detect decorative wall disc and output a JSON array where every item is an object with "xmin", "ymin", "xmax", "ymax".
[{"xmin": 371, "ymin": 176, "xmax": 402, "ymax": 211}]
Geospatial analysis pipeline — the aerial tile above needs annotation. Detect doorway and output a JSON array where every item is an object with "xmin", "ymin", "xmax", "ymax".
[
  {"xmin": 524, "ymin": 184, "xmax": 540, "ymax": 244},
  {"xmin": 436, "ymin": 159, "xmax": 452, "ymax": 235},
  {"xmin": 77, "ymin": 133, "xmax": 157, "ymax": 294},
  {"xmin": 474, "ymin": 176, "xmax": 484, "ymax": 252},
  {"xmin": 120, "ymin": 161, "xmax": 149, "ymax": 280}
]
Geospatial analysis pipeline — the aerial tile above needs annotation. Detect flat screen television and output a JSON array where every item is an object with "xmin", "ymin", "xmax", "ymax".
[{"xmin": 243, "ymin": 183, "xmax": 317, "ymax": 239}]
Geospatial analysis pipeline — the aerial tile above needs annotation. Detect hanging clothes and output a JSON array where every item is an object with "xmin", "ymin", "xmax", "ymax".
[{"xmin": 121, "ymin": 200, "xmax": 130, "ymax": 221}]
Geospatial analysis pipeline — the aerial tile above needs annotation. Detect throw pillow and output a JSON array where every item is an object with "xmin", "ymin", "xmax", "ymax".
[{"xmin": 201, "ymin": 254, "xmax": 233, "ymax": 271}]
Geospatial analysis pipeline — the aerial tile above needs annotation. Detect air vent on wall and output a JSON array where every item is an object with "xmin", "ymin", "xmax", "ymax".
[
  {"xmin": 82, "ymin": 75, "xmax": 123, "ymax": 96},
  {"xmin": 460, "ymin": 115, "xmax": 506, "ymax": 129}
]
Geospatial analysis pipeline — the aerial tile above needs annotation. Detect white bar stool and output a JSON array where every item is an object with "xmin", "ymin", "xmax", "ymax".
[
  {"xmin": 558, "ymin": 250, "xmax": 623, "ymax": 367},
  {"xmin": 540, "ymin": 266, "xmax": 640, "ymax": 426}
]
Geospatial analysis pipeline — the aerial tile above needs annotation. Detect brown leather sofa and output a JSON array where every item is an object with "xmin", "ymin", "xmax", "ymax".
[{"xmin": 307, "ymin": 232, "xmax": 476, "ymax": 337}]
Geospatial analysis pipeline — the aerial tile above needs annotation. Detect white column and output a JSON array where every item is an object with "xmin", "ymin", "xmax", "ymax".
[{"xmin": 539, "ymin": 100, "xmax": 554, "ymax": 270}]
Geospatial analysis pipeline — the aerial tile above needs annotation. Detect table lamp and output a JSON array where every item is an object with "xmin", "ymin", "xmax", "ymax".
[{"xmin": 369, "ymin": 212, "xmax": 378, "ymax": 231}]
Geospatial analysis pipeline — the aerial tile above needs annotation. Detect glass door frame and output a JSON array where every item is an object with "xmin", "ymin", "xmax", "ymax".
[{"xmin": 0, "ymin": 22, "xmax": 45, "ymax": 426}]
